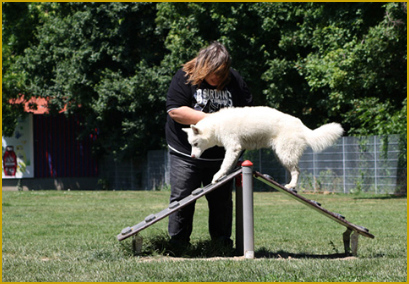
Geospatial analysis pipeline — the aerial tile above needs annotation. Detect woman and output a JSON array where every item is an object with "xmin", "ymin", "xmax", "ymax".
[{"xmin": 165, "ymin": 42, "xmax": 253, "ymax": 250}]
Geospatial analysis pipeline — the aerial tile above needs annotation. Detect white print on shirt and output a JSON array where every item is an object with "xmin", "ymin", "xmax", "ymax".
[{"xmin": 194, "ymin": 89, "xmax": 233, "ymax": 113}]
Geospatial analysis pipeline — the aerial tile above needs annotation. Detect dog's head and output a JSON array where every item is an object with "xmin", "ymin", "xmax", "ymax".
[{"xmin": 182, "ymin": 125, "xmax": 213, "ymax": 159}]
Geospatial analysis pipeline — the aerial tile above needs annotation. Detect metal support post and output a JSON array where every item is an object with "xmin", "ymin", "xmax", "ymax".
[
  {"xmin": 235, "ymin": 164, "xmax": 243, "ymax": 255},
  {"xmin": 343, "ymin": 228, "xmax": 352, "ymax": 255},
  {"xmin": 351, "ymin": 231, "xmax": 359, "ymax": 256},
  {"xmin": 132, "ymin": 234, "xmax": 143, "ymax": 256},
  {"xmin": 242, "ymin": 160, "xmax": 254, "ymax": 259},
  {"xmin": 343, "ymin": 228, "xmax": 359, "ymax": 256}
]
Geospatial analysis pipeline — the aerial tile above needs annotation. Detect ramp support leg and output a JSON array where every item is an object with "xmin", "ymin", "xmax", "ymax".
[
  {"xmin": 235, "ymin": 173, "xmax": 243, "ymax": 256},
  {"xmin": 343, "ymin": 228, "xmax": 359, "ymax": 256},
  {"xmin": 242, "ymin": 160, "xmax": 254, "ymax": 259},
  {"xmin": 132, "ymin": 234, "xmax": 143, "ymax": 256},
  {"xmin": 351, "ymin": 230, "xmax": 359, "ymax": 256},
  {"xmin": 343, "ymin": 228, "xmax": 352, "ymax": 255}
]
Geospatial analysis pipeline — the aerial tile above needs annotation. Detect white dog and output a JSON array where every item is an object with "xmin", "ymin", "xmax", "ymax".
[{"xmin": 182, "ymin": 106, "xmax": 344, "ymax": 188}]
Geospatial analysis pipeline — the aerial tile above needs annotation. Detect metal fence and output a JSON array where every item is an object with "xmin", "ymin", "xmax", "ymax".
[
  {"xmin": 244, "ymin": 135, "xmax": 406, "ymax": 194},
  {"xmin": 100, "ymin": 134, "xmax": 406, "ymax": 194},
  {"xmin": 98, "ymin": 150, "xmax": 169, "ymax": 191}
]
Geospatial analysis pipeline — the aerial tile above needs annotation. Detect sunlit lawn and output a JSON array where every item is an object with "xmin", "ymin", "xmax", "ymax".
[{"xmin": 2, "ymin": 189, "xmax": 406, "ymax": 282}]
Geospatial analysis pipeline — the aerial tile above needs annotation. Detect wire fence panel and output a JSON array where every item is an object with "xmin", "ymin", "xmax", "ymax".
[
  {"xmin": 100, "ymin": 134, "xmax": 406, "ymax": 194},
  {"xmin": 247, "ymin": 135, "xmax": 405, "ymax": 194},
  {"xmin": 146, "ymin": 150, "xmax": 170, "ymax": 190}
]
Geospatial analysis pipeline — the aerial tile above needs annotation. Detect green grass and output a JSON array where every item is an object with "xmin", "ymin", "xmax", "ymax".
[{"xmin": 2, "ymin": 189, "xmax": 407, "ymax": 282}]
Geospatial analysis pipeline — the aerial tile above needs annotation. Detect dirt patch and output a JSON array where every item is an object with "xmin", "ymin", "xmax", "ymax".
[
  {"xmin": 134, "ymin": 255, "xmax": 357, "ymax": 262},
  {"xmin": 134, "ymin": 255, "xmax": 249, "ymax": 262}
]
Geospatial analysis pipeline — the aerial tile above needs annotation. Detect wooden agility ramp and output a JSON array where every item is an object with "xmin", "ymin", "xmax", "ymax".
[
  {"xmin": 117, "ymin": 162, "xmax": 374, "ymax": 257},
  {"xmin": 253, "ymin": 171, "xmax": 375, "ymax": 256}
]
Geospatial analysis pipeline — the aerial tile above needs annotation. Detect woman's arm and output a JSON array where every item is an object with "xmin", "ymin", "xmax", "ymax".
[{"xmin": 168, "ymin": 106, "xmax": 208, "ymax": 125}]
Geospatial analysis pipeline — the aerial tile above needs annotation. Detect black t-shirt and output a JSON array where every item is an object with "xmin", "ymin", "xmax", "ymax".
[{"xmin": 165, "ymin": 68, "xmax": 253, "ymax": 160}]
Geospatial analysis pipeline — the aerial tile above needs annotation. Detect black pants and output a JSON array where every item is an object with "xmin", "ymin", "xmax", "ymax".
[{"xmin": 168, "ymin": 153, "xmax": 233, "ymax": 244}]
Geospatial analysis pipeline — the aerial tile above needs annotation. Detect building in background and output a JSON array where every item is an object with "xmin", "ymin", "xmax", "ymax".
[{"xmin": 2, "ymin": 96, "xmax": 98, "ymax": 190}]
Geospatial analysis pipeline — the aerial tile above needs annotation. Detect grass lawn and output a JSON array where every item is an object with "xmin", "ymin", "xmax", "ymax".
[{"xmin": 2, "ymin": 188, "xmax": 407, "ymax": 282}]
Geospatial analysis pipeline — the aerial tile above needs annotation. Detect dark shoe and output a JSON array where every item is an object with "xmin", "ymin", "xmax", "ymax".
[
  {"xmin": 168, "ymin": 238, "xmax": 191, "ymax": 257},
  {"xmin": 210, "ymin": 237, "xmax": 235, "ymax": 257},
  {"xmin": 212, "ymin": 237, "xmax": 233, "ymax": 249}
]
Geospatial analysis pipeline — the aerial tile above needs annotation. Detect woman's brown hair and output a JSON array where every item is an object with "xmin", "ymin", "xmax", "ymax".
[{"xmin": 183, "ymin": 42, "xmax": 231, "ymax": 90}]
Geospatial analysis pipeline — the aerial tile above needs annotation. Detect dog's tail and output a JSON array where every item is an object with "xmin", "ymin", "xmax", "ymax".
[{"xmin": 306, "ymin": 123, "xmax": 344, "ymax": 152}]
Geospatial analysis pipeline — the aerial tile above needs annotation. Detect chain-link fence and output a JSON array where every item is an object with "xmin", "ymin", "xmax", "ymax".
[
  {"xmin": 245, "ymin": 135, "xmax": 406, "ymax": 194},
  {"xmin": 100, "ymin": 134, "xmax": 406, "ymax": 194}
]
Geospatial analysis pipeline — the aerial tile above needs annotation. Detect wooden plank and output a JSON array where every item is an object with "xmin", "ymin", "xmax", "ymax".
[
  {"xmin": 117, "ymin": 168, "xmax": 242, "ymax": 241},
  {"xmin": 253, "ymin": 171, "xmax": 375, "ymax": 239}
]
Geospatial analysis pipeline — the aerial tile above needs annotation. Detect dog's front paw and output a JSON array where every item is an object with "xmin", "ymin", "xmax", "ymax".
[{"xmin": 212, "ymin": 172, "xmax": 224, "ymax": 184}]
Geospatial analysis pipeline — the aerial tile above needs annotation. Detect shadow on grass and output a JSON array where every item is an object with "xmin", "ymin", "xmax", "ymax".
[
  {"xmin": 120, "ymin": 234, "xmax": 237, "ymax": 258},
  {"xmin": 121, "ymin": 235, "xmax": 354, "ymax": 259},
  {"xmin": 255, "ymin": 247, "xmax": 352, "ymax": 259},
  {"xmin": 352, "ymin": 194, "xmax": 406, "ymax": 200}
]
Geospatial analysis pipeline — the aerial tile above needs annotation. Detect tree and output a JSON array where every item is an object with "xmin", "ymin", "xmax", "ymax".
[
  {"xmin": 3, "ymin": 2, "xmax": 406, "ymax": 160},
  {"xmin": 265, "ymin": 2, "xmax": 406, "ymax": 134},
  {"xmin": 2, "ymin": 2, "xmax": 42, "ymax": 136},
  {"xmin": 6, "ymin": 2, "xmax": 169, "ymax": 158}
]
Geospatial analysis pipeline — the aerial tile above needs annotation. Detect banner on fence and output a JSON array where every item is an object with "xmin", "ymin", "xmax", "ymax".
[{"xmin": 2, "ymin": 114, "xmax": 34, "ymax": 178}]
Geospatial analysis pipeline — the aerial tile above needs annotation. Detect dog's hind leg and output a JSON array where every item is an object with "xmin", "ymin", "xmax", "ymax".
[
  {"xmin": 284, "ymin": 165, "xmax": 300, "ymax": 189},
  {"xmin": 212, "ymin": 147, "xmax": 242, "ymax": 184},
  {"xmin": 272, "ymin": 138, "xmax": 305, "ymax": 189}
]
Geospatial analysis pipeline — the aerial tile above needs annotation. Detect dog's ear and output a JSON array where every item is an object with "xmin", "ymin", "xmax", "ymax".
[
  {"xmin": 191, "ymin": 125, "xmax": 201, "ymax": 135},
  {"xmin": 182, "ymin": 128, "xmax": 191, "ymax": 134}
]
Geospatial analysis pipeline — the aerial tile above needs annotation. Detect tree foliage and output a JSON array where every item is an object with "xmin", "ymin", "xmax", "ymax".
[
  {"xmin": 4, "ymin": 3, "xmax": 169, "ymax": 158},
  {"xmin": 2, "ymin": 2, "xmax": 42, "ymax": 136},
  {"xmin": 2, "ymin": 2, "xmax": 406, "ymax": 159}
]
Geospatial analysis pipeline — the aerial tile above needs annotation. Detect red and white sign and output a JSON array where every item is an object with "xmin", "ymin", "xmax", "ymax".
[
  {"xmin": 3, "ymin": 146, "xmax": 17, "ymax": 176},
  {"xmin": 2, "ymin": 115, "xmax": 34, "ymax": 178}
]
